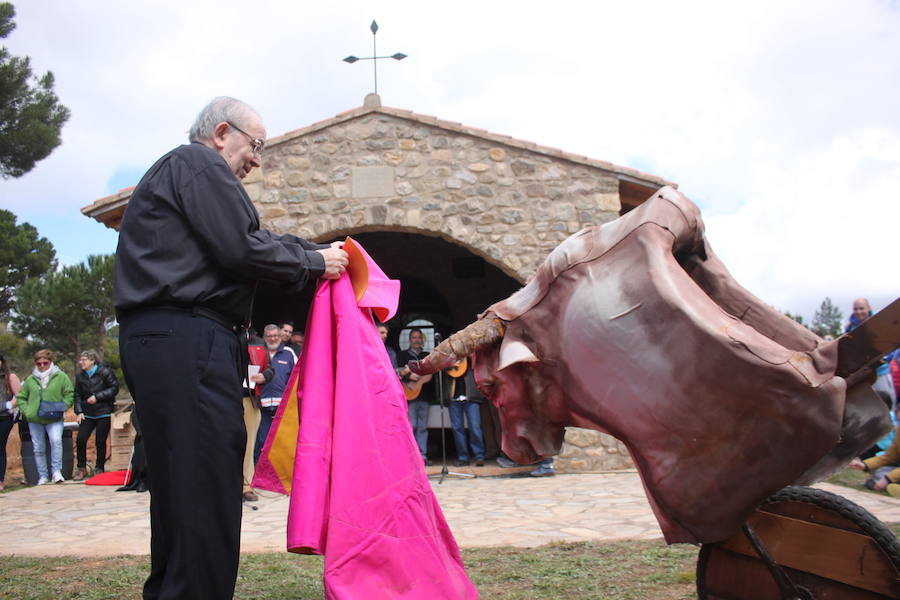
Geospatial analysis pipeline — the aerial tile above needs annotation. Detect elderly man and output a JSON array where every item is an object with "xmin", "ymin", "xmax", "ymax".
[
  {"xmin": 114, "ymin": 97, "xmax": 347, "ymax": 600},
  {"xmin": 253, "ymin": 324, "xmax": 298, "ymax": 464}
]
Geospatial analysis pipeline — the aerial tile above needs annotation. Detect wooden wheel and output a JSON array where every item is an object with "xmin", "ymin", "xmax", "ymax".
[{"xmin": 697, "ymin": 486, "xmax": 900, "ymax": 599}]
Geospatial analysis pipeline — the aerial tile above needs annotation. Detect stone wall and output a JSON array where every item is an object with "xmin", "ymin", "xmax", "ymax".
[
  {"xmin": 241, "ymin": 106, "xmax": 643, "ymax": 473},
  {"xmin": 242, "ymin": 110, "xmax": 624, "ymax": 283},
  {"xmin": 555, "ymin": 427, "xmax": 634, "ymax": 473}
]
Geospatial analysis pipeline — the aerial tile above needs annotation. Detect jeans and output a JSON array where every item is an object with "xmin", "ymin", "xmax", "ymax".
[
  {"xmin": 449, "ymin": 400, "xmax": 485, "ymax": 461},
  {"xmin": 407, "ymin": 399, "xmax": 429, "ymax": 459},
  {"xmin": 255, "ymin": 406, "xmax": 277, "ymax": 464},
  {"xmin": 29, "ymin": 420, "xmax": 64, "ymax": 479}
]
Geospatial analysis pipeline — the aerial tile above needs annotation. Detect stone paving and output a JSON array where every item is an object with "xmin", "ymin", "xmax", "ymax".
[{"xmin": 3, "ymin": 469, "xmax": 900, "ymax": 557}]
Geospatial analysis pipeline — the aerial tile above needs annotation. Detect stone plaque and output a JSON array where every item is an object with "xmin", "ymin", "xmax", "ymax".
[{"xmin": 352, "ymin": 166, "xmax": 394, "ymax": 198}]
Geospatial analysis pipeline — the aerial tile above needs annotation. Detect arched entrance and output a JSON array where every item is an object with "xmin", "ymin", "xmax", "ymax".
[
  {"xmin": 251, "ymin": 230, "xmax": 521, "ymax": 336},
  {"xmin": 251, "ymin": 230, "xmax": 521, "ymax": 460}
]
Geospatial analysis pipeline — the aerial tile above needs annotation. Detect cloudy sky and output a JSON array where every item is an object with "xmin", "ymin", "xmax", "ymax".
[{"xmin": 2, "ymin": 0, "xmax": 898, "ymax": 323}]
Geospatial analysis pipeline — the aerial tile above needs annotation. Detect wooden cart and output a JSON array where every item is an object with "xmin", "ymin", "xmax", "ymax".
[{"xmin": 697, "ymin": 486, "xmax": 900, "ymax": 599}]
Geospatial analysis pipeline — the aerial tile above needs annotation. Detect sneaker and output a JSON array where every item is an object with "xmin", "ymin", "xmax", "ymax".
[
  {"xmin": 243, "ymin": 490, "xmax": 259, "ymax": 502},
  {"xmin": 36, "ymin": 476, "xmax": 49, "ymax": 486},
  {"xmin": 475, "ymin": 459, "xmax": 485, "ymax": 467},
  {"xmin": 52, "ymin": 471, "xmax": 65, "ymax": 484},
  {"xmin": 93, "ymin": 466, "xmax": 105, "ymax": 475},
  {"xmin": 496, "ymin": 456, "xmax": 520, "ymax": 468},
  {"xmin": 529, "ymin": 466, "xmax": 555, "ymax": 477},
  {"xmin": 72, "ymin": 468, "xmax": 86, "ymax": 481},
  {"xmin": 455, "ymin": 459, "xmax": 470, "ymax": 467}
]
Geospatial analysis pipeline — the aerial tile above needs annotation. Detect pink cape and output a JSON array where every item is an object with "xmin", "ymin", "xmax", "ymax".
[{"xmin": 253, "ymin": 238, "xmax": 478, "ymax": 599}]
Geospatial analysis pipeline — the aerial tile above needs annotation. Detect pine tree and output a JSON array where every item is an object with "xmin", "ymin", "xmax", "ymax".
[
  {"xmin": 11, "ymin": 254, "xmax": 115, "ymax": 363},
  {"xmin": 811, "ymin": 297, "xmax": 843, "ymax": 339},
  {"xmin": 0, "ymin": 209, "xmax": 56, "ymax": 320},
  {"xmin": 0, "ymin": 3, "xmax": 71, "ymax": 178}
]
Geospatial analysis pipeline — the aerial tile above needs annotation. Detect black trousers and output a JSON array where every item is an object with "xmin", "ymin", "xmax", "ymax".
[
  {"xmin": 76, "ymin": 416, "xmax": 111, "ymax": 469},
  {"xmin": 120, "ymin": 309, "xmax": 245, "ymax": 600},
  {"xmin": 129, "ymin": 406, "xmax": 149, "ymax": 486},
  {"xmin": 0, "ymin": 416, "xmax": 13, "ymax": 482}
]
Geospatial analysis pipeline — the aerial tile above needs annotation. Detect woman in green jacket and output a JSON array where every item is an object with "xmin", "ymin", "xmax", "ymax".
[{"xmin": 16, "ymin": 349, "xmax": 74, "ymax": 484}]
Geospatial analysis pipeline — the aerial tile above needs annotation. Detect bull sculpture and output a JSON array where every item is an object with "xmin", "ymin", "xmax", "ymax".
[{"xmin": 410, "ymin": 186, "xmax": 897, "ymax": 545}]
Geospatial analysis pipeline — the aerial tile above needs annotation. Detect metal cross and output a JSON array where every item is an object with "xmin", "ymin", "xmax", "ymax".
[{"xmin": 343, "ymin": 20, "xmax": 407, "ymax": 95}]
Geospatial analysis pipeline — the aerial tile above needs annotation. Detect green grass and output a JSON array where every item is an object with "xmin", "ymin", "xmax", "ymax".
[
  {"xmin": 0, "ymin": 540, "xmax": 699, "ymax": 599},
  {"xmin": 2, "ymin": 468, "xmax": 893, "ymax": 599},
  {"xmin": 824, "ymin": 466, "xmax": 874, "ymax": 491}
]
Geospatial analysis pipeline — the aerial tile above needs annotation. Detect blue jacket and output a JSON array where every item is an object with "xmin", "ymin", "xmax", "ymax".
[{"xmin": 259, "ymin": 345, "xmax": 297, "ymax": 401}]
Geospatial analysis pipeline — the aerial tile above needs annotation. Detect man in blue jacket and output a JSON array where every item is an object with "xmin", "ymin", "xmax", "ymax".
[{"xmin": 253, "ymin": 324, "xmax": 298, "ymax": 464}]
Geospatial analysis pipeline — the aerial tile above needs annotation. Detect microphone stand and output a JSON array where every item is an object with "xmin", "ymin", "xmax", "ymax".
[{"xmin": 433, "ymin": 332, "xmax": 474, "ymax": 484}]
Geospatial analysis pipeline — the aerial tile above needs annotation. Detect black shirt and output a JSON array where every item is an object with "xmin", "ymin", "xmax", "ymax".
[{"xmin": 114, "ymin": 142, "xmax": 327, "ymax": 324}]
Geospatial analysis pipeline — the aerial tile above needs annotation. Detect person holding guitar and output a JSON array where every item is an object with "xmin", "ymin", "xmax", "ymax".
[
  {"xmin": 448, "ymin": 356, "xmax": 486, "ymax": 467},
  {"xmin": 399, "ymin": 329, "xmax": 433, "ymax": 465}
]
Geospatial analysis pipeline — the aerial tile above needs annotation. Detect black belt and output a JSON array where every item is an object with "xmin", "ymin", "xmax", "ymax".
[{"xmin": 119, "ymin": 305, "xmax": 243, "ymax": 333}]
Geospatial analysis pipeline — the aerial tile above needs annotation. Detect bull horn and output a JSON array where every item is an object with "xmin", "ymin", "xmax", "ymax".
[{"xmin": 408, "ymin": 314, "xmax": 507, "ymax": 375}]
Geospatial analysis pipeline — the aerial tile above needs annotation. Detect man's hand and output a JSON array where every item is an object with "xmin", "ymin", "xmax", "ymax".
[
  {"xmin": 76, "ymin": 414, "xmax": 84, "ymax": 424},
  {"xmin": 87, "ymin": 395, "xmax": 97, "ymax": 405},
  {"xmin": 848, "ymin": 458, "xmax": 866, "ymax": 471},
  {"xmin": 250, "ymin": 373, "xmax": 266, "ymax": 384},
  {"xmin": 317, "ymin": 246, "xmax": 349, "ymax": 280}
]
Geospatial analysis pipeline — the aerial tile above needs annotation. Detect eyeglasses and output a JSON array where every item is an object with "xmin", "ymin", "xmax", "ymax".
[{"xmin": 227, "ymin": 121, "xmax": 265, "ymax": 156}]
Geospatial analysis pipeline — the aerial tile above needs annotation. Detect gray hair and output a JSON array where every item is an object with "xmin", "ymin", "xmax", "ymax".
[
  {"xmin": 188, "ymin": 96, "xmax": 260, "ymax": 143},
  {"xmin": 80, "ymin": 349, "xmax": 100, "ymax": 363},
  {"xmin": 263, "ymin": 324, "xmax": 281, "ymax": 335}
]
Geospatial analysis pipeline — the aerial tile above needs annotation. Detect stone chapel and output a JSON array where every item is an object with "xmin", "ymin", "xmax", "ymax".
[{"xmin": 82, "ymin": 94, "xmax": 676, "ymax": 472}]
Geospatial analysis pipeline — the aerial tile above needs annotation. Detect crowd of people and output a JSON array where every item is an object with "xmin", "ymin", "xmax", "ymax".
[
  {"xmin": 8, "ymin": 299, "xmax": 892, "ymax": 495},
  {"xmin": 241, "ymin": 321, "xmax": 299, "ymax": 502},
  {"xmin": 374, "ymin": 324, "xmax": 554, "ymax": 476},
  {"xmin": 845, "ymin": 297, "xmax": 900, "ymax": 496},
  {"xmin": 0, "ymin": 348, "xmax": 119, "ymax": 487}
]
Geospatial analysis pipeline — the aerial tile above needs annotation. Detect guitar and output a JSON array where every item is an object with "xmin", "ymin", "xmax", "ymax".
[
  {"xmin": 403, "ymin": 373, "xmax": 433, "ymax": 401},
  {"xmin": 447, "ymin": 356, "xmax": 467, "ymax": 379}
]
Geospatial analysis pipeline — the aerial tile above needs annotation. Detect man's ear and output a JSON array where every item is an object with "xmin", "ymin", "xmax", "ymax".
[{"xmin": 211, "ymin": 121, "xmax": 230, "ymax": 150}]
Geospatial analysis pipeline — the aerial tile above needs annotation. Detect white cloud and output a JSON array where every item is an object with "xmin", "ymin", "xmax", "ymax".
[{"xmin": 0, "ymin": 0, "xmax": 897, "ymax": 320}]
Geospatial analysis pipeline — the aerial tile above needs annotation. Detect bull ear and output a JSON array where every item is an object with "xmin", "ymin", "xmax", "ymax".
[{"xmin": 497, "ymin": 339, "xmax": 539, "ymax": 370}]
